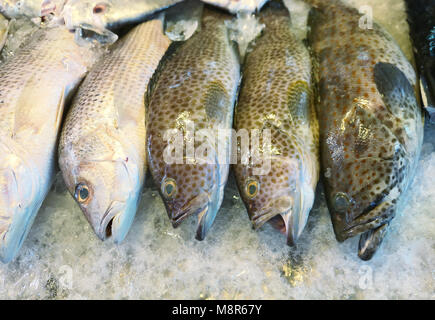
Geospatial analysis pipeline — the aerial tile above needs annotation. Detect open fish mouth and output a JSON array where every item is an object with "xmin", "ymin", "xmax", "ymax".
[
  {"xmin": 170, "ymin": 204, "xmax": 209, "ymax": 228},
  {"xmin": 95, "ymin": 200, "xmax": 127, "ymax": 242}
]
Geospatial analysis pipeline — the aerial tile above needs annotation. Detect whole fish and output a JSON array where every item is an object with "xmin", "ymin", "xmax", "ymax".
[
  {"xmin": 202, "ymin": 0, "xmax": 268, "ymax": 13},
  {"xmin": 307, "ymin": 0, "xmax": 424, "ymax": 260},
  {"xmin": 63, "ymin": 0, "xmax": 183, "ymax": 36},
  {"xmin": 147, "ymin": 7, "xmax": 240, "ymax": 240},
  {"xmin": 59, "ymin": 18, "xmax": 171, "ymax": 242},
  {"xmin": 0, "ymin": 0, "xmax": 65, "ymax": 19},
  {"xmin": 0, "ymin": 26, "xmax": 99, "ymax": 263},
  {"xmin": 405, "ymin": 0, "xmax": 435, "ymax": 122},
  {"xmin": 0, "ymin": 13, "xmax": 8, "ymax": 51},
  {"xmin": 234, "ymin": 2, "xmax": 319, "ymax": 245}
]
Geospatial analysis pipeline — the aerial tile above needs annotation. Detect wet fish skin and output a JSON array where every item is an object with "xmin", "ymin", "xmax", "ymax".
[
  {"xmin": 0, "ymin": 13, "xmax": 8, "ymax": 51},
  {"xmin": 59, "ymin": 18, "xmax": 170, "ymax": 243},
  {"xmin": 0, "ymin": 26, "xmax": 98, "ymax": 263},
  {"xmin": 147, "ymin": 8, "xmax": 240, "ymax": 240},
  {"xmin": 307, "ymin": 0, "xmax": 424, "ymax": 260},
  {"xmin": 201, "ymin": 0, "xmax": 268, "ymax": 13},
  {"xmin": 233, "ymin": 3, "xmax": 319, "ymax": 245},
  {"xmin": 0, "ymin": 0, "xmax": 65, "ymax": 19},
  {"xmin": 63, "ymin": 0, "xmax": 184, "ymax": 34},
  {"xmin": 405, "ymin": 0, "xmax": 435, "ymax": 122}
]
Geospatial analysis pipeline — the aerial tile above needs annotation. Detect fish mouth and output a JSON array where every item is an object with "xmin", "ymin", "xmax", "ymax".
[
  {"xmin": 94, "ymin": 200, "xmax": 129, "ymax": 243},
  {"xmin": 251, "ymin": 198, "xmax": 302, "ymax": 246}
]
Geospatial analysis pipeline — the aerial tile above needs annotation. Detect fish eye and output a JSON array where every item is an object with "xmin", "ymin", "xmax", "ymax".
[
  {"xmin": 75, "ymin": 183, "xmax": 90, "ymax": 204},
  {"xmin": 245, "ymin": 179, "xmax": 259, "ymax": 199},
  {"xmin": 333, "ymin": 192, "xmax": 350, "ymax": 213},
  {"xmin": 162, "ymin": 178, "xmax": 177, "ymax": 199},
  {"xmin": 93, "ymin": 3, "xmax": 107, "ymax": 14}
]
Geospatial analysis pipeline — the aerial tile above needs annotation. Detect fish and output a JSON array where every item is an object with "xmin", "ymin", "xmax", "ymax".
[
  {"xmin": 202, "ymin": 0, "xmax": 268, "ymax": 13},
  {"xmin": 58, "ymin": 18, "xmax": 171, "ymax": 243},
  {"xmin": 405, "ymin": 0, "xmax": 435, "ymax": 122},
  {"xmin": 0, "ymin": 26, "xmax": 99, "ymax": 263},
  {"xmin": 0, "ymin": 13, "xmax": 8, "ymax": 51},
  {"xmin": 0, "ymin": 0, "xmax": 65, "ymax": 19},
  {"xmin": 306, "ymin": 0, "xmax": 424, "ymax": 260},
  {"xmin": 59, "ymin": 18, "xmax": 171, "ymax": 243},
  {"xmin": 146, "ymin": 7, "xmax": 241, "ymax": 240},
  {"xmin": 233, "ymin": 1, "xmax": 319, "ymax": 245},
  {"xmin": 62, "ymin": 0, "xmax": 184, "ymax": 40}
]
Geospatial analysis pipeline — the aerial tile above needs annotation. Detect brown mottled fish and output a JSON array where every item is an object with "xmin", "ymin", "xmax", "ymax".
[
  {"xmin": 233, "ymin": 1, "xmax": 319, "ymax": 245},
  {"xmin": 306, "ymin": 0, "xmax": 424, "ymax": 260},
  {"xmin": 146, "ymin": 7, "xmax": 241, "ymax": 240},
  {"xmin": 59, "ymin": 18, "xmax": 171, "ymax": 243}
]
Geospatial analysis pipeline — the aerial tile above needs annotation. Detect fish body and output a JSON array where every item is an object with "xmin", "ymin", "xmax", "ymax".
[
  {"xmin": 233, "ymin": 2, "xmax": 319, "ymax": 245},
  {"xmin": 0, "ymin": 0, "xmax": 65, "ymax": 18},
  {"xmin": 59, "ymin": 18, "xmax": 170, "ymax": 243},
  {"xmin": 202, "ymin": 0, "xmax": 268, "ymax": 13},
  {"xmin": 63, "ymin": 0, "xmax": 183, "ymax": 35},
  {"xmin": 307, "ymin": 0, "xmax": 424, "ymax": 260},
  {"xmin": 147, "ymin": 8, "xmax": 241, "ymax": 240},
  {"xmin": 405, "ymin": 0, "xmax": 435, "ymax": 121},
  {"xmin": 0, "ymin": 13, "xmax": 8, "ymax": 51},
  {"xmin": 0, "ymin": 26, "xmax": 98, "ymax": 263}
]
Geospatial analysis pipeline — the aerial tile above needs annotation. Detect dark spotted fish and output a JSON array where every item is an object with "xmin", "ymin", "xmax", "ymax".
[
  {"xmin": 59, "ymin": 18, "xmax": 170, "ymax": 243},
  {"xmin": 233, "ymin": 2, "xmax": 319, "ymax": 245},
  {"xmin": 147, "ymin": 7, "xmax": 241, "ymax": 240},
  {"xmin": 405, "ymin": 0, "xmax": 435, "ymax": 122},
  {"xmin": 307, "ymin": 0, "xmax": 424, "ymax": 260}
]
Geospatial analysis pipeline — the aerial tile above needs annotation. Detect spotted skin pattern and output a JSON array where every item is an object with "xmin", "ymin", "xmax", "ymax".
[
  {"xmin": 59, "ymin": 19, "xmax": 170, "ymax": 243},
  {"xmin": 233, "ymin": 5, "xmax": 319, "ymax": 246},
  {"xmin": 307, "ymin": 0, "xmax": 424, "ymax": 260},
  {"xmin": 147, "ymin": 8, "xmax": 241, "ymax": 240}
]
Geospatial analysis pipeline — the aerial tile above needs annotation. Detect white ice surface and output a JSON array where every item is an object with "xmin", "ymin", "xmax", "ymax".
[{"xmin": 0, "ymin": 0, "xmax": 433, "ymax": 299}]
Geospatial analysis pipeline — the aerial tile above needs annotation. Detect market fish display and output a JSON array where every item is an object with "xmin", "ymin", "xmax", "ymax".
[
  {"xmin": 147, "ymin": 8, "xmax": 240, "ymax": 240},
  {"xmin": 63, "ymin": 0, "xmax": 183, "ymax": 41},
  {"xmin": 307, "ymin": 0, "xmax": 424, "ymax": 260},
  {"xmin": 0, "ymin": 26, "xmax": 99, "ymax": 263},
  {"xmin": 405, "ymin": 0, "xmax": 435, "ymax": 122},
  {"xmin": 234, "ymin": 2, "xmax": 319, "ymax": 245},
  {"xmin": 59, "ymin": 18, "xmax": 170, "ymax": 243},
  {"xmin": 202, "ymin": 0, "xmax": 268, "ymax": 13},
  {"xmin": 0, "ymin": 0, "xmax": 65, "ymax": 18}
]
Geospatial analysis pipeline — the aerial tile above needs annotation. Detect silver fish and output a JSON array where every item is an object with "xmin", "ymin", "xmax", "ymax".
[
  {"xmin": 0, "ymin": 13, "xmax": 8, "ymax": 51},
  {"xmin": 201, "ymin": 0, "xmax": 268, "ymax": 13},
  {"xmin": 59, "ymin": 18, "xmax": 171, "ymax": 242},
  {"xmin": 0, "ymin": 26, "xmax": 99, "ymax": 263},
  {"xmin": 0, "ymin": 0, "xmax": 65, "ymax": 19},
  {"xmin": 63, "ymin": 0, "xmax": 183, "ymax": 36}
]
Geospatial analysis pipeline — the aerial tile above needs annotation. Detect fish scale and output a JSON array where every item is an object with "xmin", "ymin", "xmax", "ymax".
[
  {"xmin": 233, "ymin": 2, "xmax": 319, "ymax": 245},
  {"xmin": 0, "ymin": 26, "xmax": 98, "ymax": 263},
  {"xmin": 59, "ymin": 18, "xmax": 171, "ymax": 243},
  {"xmin": 306, "ymin": 0, "xmax": 424, "ymax": 260},
  {"xmin": 147, "ymin": 7, "xmax": 240, "ymax": 240}
]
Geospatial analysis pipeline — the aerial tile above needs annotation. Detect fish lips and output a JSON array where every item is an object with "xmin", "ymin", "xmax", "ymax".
[{"xmin": 250, "ymin": 197, "xmax": 302, "ymax": 246}]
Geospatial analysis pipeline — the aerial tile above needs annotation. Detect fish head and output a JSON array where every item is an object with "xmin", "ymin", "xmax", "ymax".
[
  {"xmin": 0, "ymin": 147, "xmax": 39, "ymax": 263},
  {"xmin": 59, "ymin": 133, "xmax": 141, "ymax": 243},
  {"xmin": 235, "ymin": 155, "xmax": 315, "ymax": 246},
  {"xmin": 148, "ymin": 138, "xmax": 223, "ymax": 240}
]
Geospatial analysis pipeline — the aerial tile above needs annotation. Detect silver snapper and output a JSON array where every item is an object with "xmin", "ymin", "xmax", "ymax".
[
  {"xmin": 201, "ymin": 0, "xmax": 268, "ymax": 13},
  {"xmin": 0, "ymin": 0, "xmax": 65, "ymax": 18},
  {"xmin": 63, "ymin": 0, "xmax": 183, "ymax": 37},
  {"xmin": 0, "ymin": 26, "xmax": 99, "ymax": 263},
  {"xmin": 59, "ymin": 18, "xmax": 171, "ymax": 242}
]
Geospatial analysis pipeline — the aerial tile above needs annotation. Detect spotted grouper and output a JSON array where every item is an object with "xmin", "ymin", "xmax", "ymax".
[
  {"xmin": 306, "ymin": 0, "xmax": 424, "ymax": 260},
  {"xmin": 146, "ymin": 7, "xmax": 241, "ymax": 240},
  {"xmin": 233, "ymin": 1, "xmax": 319, "ymax": 245}
]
